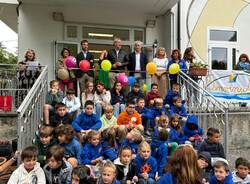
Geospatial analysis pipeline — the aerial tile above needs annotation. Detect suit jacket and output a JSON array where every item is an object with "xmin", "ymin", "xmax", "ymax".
[
  {"xmin": 107, "ymin": 48, "xmax": 128, "ymax": 72},
  {"xmin": 128, "ymin": 51, "xmax": 148, "ymax": 78},
  {"xmin": 76, "ymin": 51, "xmax": 94, "ymax": 78}
]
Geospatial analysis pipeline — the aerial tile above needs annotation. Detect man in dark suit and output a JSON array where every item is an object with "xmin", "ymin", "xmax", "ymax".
[
  {"xmin": 128, "ymin": 41, "xmax": 148, "ymax": 85},
  {"xmin": 107, "ymin": 38, "xmax": 128, "ymax": 87},
  {"xmin": 76, "ymin": 40, "xmax": 94, "ymax": 93}
]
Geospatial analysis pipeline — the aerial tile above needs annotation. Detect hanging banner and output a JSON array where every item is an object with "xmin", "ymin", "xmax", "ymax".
[{"xmin": 205, "ymin": 70, "xmax": 250, "ymax": 102}]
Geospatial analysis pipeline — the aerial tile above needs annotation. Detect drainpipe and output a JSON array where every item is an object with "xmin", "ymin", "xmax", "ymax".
[
  {"xmin": 177, "ymin": 1, "xmax": 181, "ymax": 50},
  {"xmin": 16, "ymin": 0, "xmax": 22, "ymax": 16}
]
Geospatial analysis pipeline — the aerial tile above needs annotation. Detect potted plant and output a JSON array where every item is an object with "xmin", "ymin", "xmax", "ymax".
[{"xmin": 189, "ymin": 62, "xmax": 208, "ymax": 76}]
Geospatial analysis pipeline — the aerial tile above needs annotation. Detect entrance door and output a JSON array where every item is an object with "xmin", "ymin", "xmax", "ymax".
[{"xmin": 208, "ymin": 44, "xmax": 237, "ymax": 70}]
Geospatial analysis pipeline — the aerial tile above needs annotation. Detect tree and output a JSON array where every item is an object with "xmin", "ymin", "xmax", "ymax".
[{"xmin": 0, "ymin": 48, "xmax": 17, "ymax": 64}]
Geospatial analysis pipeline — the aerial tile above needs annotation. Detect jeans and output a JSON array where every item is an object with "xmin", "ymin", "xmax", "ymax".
[
  {"xmin": 113, "ymin": 103, "xmax": 125, "ymax": 118},
  {"xmin": 95, "ymin": 103, "xmax": 103, "ymax": 118},
  {"xmin": 138, "ymin": 178, "xmax": 155, "ymax": 184}
]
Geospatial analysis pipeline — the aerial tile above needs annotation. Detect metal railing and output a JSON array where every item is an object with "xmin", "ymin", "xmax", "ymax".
[
  {"xmin": 177, "ymin": 71, "xmax": 229, "ymax": 156},
  {"xmin": 16, "ymin": 66, "xmax": 48, "ymax": 150}
]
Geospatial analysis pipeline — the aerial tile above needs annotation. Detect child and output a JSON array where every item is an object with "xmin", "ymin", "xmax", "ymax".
[
  {"xmin": 72, "ymin": 100, "xmax": 102, "ymax": 135},
  {"xmin": 209, "ymin": 160, "xmax": 233, "ymax": 184},
  {"xmin": 71, "ymin": 166, "xmax": 97, "ymax": 184},
  {"xmin": 198, "ymin": 127, "xmax": 225, "ymax": 158},
  {"xmin": 44, "ymin": 80, "xmax": 64, "ymax": 125},
  {"xmin": 98, "ymin": 160, "xmax": 120, "ymax": 184},
  {"xmin": 43, "ymin": 145, "xmax": 72, "ymax": 184},
  {"xmin": 153, "ymin": 115, "xmax": 169, "ymax": 138},
  {"xmin": 100, "ymin": 105, "xmax": 117, "ymax": 131},
  {"xmin": 94, "ymin": 81, "xmax": 111, "ymax": 118},
  {"xmin": 198, "ymin": 151, "xmax": 213, "ymax": 183},
  {"xmin": 114, "ymin": 146, "xmax": 137, "ymax": 184},
  {"xmin": 56, "ymin": 124, "xmax": 81, "ymax": 167},
  {"xmin": 117, "ymin": 100, "xmax": 142, "ymax": 130},
  {"xmin": 135, "ymin": 141, "xmax": 157, "ymax": 184},
  {"xmin": 152, "ymin": 98, "xmax": 168, "ymax": 127},
  {"xmin": 150, "ymin": 129, "xmax": 169, "ymax": 177},
  {"xmin": 233, "ymin": 157, "xmax": 250, "ymax": 183},
  {"xmin": 111, "ymin": 81, "xmax": 126, "ymax": 118},
  {"xmin": 62, "ymin": 88, "xmax": 81, "ymax": 116},
  {"xmin": 81, "ymin": 81, "xmax": 95, "ymax": 107},
  {"xmin": 50, "ymin": 102, "xmax": 73, "ymax": 127},
  {"xmin": 170, "ymin": 96, "xmax": 188, "ymax": 124},
  {"xmin": 145, "ymin": 83, "xmax": 162, "ymax": 106},
  {"xmin": 168, "ymin": 115, "xmax": 186, "ymax": 145},
  {"xmin": 80, "ymin": 130, "xmax": 103, "ymax": 165},
  {"xmin": 127, "ymin": 82, "xmax": 145, "ymax": 103},
  {"xmin": 33, "ymin": 126, "xmax": 57, "ymax": 167},
  {"xmin": 163, "ymin": 83, "xmax": 181, "ymax": 107},
  {"xmin": 183, "ymin": 114, "xmax": 203, "ymax": 147},
  {"xmin": 135, "ymin": 98, "xmax": 153, "ymax": 136},
  {"xmin": 122, "ymin": 128, "xmax": 144, "ymax": 156},
  {"xmin": 8, "ymin": 146, "xmax": 46, "ymax": 184}
]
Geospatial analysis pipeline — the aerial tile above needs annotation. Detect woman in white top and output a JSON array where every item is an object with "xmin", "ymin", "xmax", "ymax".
[
  {"xmin": 81, "ymin": 81, "xmax": 95, "ymax": 107},
  {"xmin": 152, "ymin": 47, "xmax": 169, "ymax": 97}
]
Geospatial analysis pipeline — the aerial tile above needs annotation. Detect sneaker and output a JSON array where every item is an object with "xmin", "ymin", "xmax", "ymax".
[{"xmin": 144, "ymin": 130, "xmax": 151, "ymax": 136}]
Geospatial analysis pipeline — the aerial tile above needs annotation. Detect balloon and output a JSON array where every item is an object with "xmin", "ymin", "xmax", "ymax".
[
  {"xmin": 143, "ymin": 84, "xmax": 148, "ymax": 92},
  {"xmin": 79, "ymin": 60, "xmax": 90, "ymax": 71},
  {"xmin": 64, "ymin": 56, "xmax": 77, "ymax": 68},
  {"xmin": 169, "ymin": 63, "xmax": 180, "ymax": 74},
  {"xmin": 128, "ymin": 76, "xmax": 136, "ymax": 86},
  {"xmin": 101, "ymin": 59, "xmax": 112, "ymax": 71},
  {"xmin": 57, "ymin": 68, "xmax": 69, "ymax": 80},
  {"xmin": 117, "ymin": 73, "xmax": 128, "ymax": 86},
  {"xmin": 146, "ymin": 62, "xmax": 157, "ymax": 75}
]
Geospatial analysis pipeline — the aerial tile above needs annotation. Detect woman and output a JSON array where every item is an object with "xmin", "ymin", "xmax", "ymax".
[
  {"xmin": 235, "ymin": 53, "xmax": 250, "ymax": 70},
  {"xmin": 158, "ymin": 145, "xmax": 202, "ymax": 184},
  {"xmin": 152, "ymin": 47, "xmax": 169, "ymax": 96},
  {"xmin": 183, "ymin": 47, "xmax": 195, "ymax": 69},
  {"xmin": 56, "ymin": 48, "xmax": 76, "ymax": 92},
  {"xmin": 167, "ymin": 49, "xmax": 187, "ymax": 88}
]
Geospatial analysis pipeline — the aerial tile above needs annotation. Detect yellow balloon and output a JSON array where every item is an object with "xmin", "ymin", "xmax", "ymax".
[
  {"xmin": 101, "ymin": 59, "xmax": 112, "ymax": 71},
  {"xmin": 169, "ymin": 63, "xmax": 180, "ymax": 74},
  {"xmin": 57, "ymin": 68, "xmax": 69, "ymax": 80},
  {"xmin": 143, "ymin": 84, "xmax": 148, "ymax": 92},
  {"xmin": 146, "ymin": 62, "xmax": 157, "ymax": 75}
]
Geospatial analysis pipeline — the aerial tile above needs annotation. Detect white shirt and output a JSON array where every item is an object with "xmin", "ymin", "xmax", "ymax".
[
  {"xmin": 82, "ymin": 51, "xmax": 87, "ymax": 59},
  {"xmin": 135, "ymin": 52, "xmax": 141, "ymax": 71},
  {"xmin": 153, "ymin": 57, "xmax": 168, "ymax": 70}
]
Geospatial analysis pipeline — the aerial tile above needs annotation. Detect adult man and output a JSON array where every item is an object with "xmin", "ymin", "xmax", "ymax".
[
  {"xmin": 76, "ymin": 40, "xmax": 94, "ymax": 92},
  {"xmin": 128, "ymin": 40, "xmax": 148, "ymax": 85},
  {"xmin": 107, "ymin": 37, "xmax": 128, "ymax": 87}
]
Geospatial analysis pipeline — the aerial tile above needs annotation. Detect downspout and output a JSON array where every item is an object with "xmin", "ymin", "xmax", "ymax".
[
  {"xmin": 177, "ymin": 0, "xmax": 181, "ymax": 50},
  {"xmin": 16, "ymin": 0, "xmax": 22, "ymax": 17}
]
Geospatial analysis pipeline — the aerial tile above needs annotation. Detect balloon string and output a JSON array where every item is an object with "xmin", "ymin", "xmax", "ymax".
[{"xmin": 67, "ymin": 68, "xmax": 168, "ymax": 73}]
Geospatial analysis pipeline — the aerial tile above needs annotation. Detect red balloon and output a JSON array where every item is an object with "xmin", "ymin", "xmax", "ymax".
[{"xmin": 79, "ymin": 60, "xmax": 90, "ymax": 71}]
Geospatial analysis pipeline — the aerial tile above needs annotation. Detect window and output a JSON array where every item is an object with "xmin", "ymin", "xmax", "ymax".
[
  {"xmin": 66, "ymin": 25, "xmax": 77, "ymax": 38},
  {"xmin": 211, "ymin": 47, "xmax": 228, "ymax": 70},
  {"xmin": 134, "ymin": 30, "xmax": 143, "ymax": 41},
  {"xmin": 210, "ymin": 30, "xmax": 237, "ymax": 42}
]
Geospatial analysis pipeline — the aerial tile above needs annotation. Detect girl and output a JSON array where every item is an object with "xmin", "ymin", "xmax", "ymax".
[
  {"xmin": 168, "ymin": 115, "xmax": 185, "ymax": 144},
  {"xmin": 98, "ymin": 160, "xmax": 120, "ymax": 184},
  {"xmin": 71, "ymin": 166, "xmax": 97, "ymax": 184},
  {"xmin": 111, "ymin": 81, "xmax": 126, "ymax": 118},
  {"xmin": 55, "ymin": 125, "xmax": 81, "ymax": 168},
  {"xmin": 135, "ymin": 141, "xmax": 157, "ymax": 184},
  {"xmin": 183, "ymin": 47, "xmax": 195, "ymax": 69},
  {"xmin": 152, "ymin": 47, "xmax": 169, "ymax": 97},
  {"xmin": 153, "ymin": 114, "xmax": 169, "ymax": 138},
  {"xmin": 158, "ymin": 145, "xmax": 202, "ymax": 184},
  {"xmin": 114, "ymin": 146, "xmax": 137, "ymax": 184},
  {"xmin": 81, "ymin": 81, "xmax": 95, "ymax": 107},
  {"xmin": 100, "ymin": 105, "xmax": 117, "ymax": 131}
]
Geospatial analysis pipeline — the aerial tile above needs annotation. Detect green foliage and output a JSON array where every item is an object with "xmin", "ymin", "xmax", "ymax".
[{"xmin": 0, "ymin": 48, "xmax": 17, "ymax": 64}]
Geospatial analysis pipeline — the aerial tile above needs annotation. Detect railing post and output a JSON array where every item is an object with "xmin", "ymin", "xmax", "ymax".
[{"xmin": 224, "ymin": 108, "xmax": 229, "ymax": 158}]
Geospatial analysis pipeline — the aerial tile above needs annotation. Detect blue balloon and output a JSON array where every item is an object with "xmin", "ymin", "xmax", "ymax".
[{"xmin": 128, "ymin": 76, "xmax": 136, "ymax": 86}]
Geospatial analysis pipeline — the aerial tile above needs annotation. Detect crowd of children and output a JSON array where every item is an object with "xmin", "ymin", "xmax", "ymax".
[{"xmin": 7, "ymin": 77, "xmax": 250, "ymax": 184}]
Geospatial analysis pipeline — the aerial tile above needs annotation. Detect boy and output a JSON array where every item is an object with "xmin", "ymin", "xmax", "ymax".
[
  {"xmin": 33, "ymin": 126, "xmax": 57, "ymax": 167},
  {"xmin": 72, "ymin": 100, "xmax": 102, "ymax": 135},
  {"xmin": 100, "ymin": 105, "xmax": 117, "ymax": 131},
  {"xmin": 62, "ymin": 88, "xmax": 81, "ymax": 116},
  {"xmin": 8, "ymin": 146, "xmax": 46, "ymax": 184},
  {"xmin": 164, "ymin": 83, "xmax": 181, "ymax": 107},
  {"xmin": 127, "ymin": 82, "xmax": 145, "ymax": 103},
  {"xmin": 135, "ymin": 141, "xmax": 157, "ymax": 184},
  {"xmin": 145, "ymin": 83, "xmax": 161, "ymax": 106},
  {"xmin": 233, "ymin": 157, "xmax": 250, "ymax": 183},
  {"xmin": 209, "ymin": 160, "xmax": 233, "ymax": 184},
  {"xmin": 198, "ymin": 151, "xmax": 213, "ymax": 183},
  {"xmin": 170, "ymin": 96, "xmax": 188, "ymax": 123},
  {"xmin": 43, "ymin": 145, "xmax": 72, "ymax": 184},
  {"xmin": 198, "ymin": 127, "xmax": 225, "ymax": 159},
  {"xmin": 183, "ymin": 114, "xmax": 203, "ymax": 147},
  {"xmin": 117, "ymin": 100, "xmax": 142, "ymax": 130},
  {"xmin": 152, "ymin": 98, "xmax": 168, "ymax": 126},
  {"xmin": 50, "ymin": 103, "xmax": 73, "ymax": 127},
  {"xmin": 136, "ymin": 98, "xmax": 153, "ymax": 136},
  {"xmin": 43, "ymin": 80, "xmax": 64, "ymax": 125}
]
